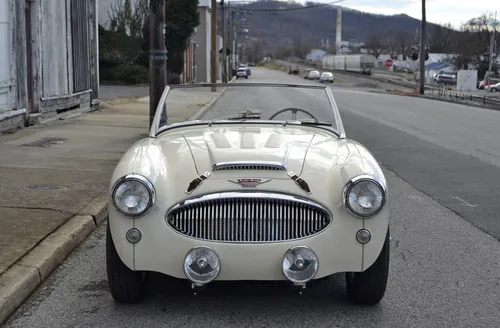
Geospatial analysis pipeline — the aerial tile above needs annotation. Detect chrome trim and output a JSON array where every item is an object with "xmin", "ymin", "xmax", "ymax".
[
  {"xmin": 168, "ymin": 82, "xmax": 327, "ymax": 89},
  {"xmin": 156, "ymin": 120, "xmax": 341, "ymax": 139},
  {"xmin": 282, "ymin": 245, "xmax": 319, "ymax": 283},
  {"xmin": 213, "ymin": 161, "xmax": 287, "ymax": 171},
  {"xmin": 111, "ymin": 174, "xmax": 156, "ymax": 218},
  {"xmin": 342, "ymin": 175, "xmax": 387, "ymax": 219},
  {"xmin": 166, "ymin": 191, "xmax": 333, "ymax": 243}
]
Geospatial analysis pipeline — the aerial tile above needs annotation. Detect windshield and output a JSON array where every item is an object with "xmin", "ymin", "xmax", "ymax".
[{"xmin": 153, "ymin": 83, "xmax": 342, "ymax": 136}]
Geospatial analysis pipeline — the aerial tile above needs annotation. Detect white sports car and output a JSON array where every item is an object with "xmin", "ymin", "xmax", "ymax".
[{"xmin": 106, "ymin": 83, "xmax": 390, "ymax": 306}]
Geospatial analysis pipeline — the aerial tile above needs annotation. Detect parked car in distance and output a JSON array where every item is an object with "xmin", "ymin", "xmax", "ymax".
[
  {"xmin": 307, "ymin": 70, "xmax": 321, "ymax": 80},
  {"xmin": 303, "ymin": 68, "xmax": 314, "ymax": 79},
  {"xmin": 320, "ymin": 72, "xmax": 334, "ymax": 83},
  {"xmin": 236, "ymin": 67, "xmax": 249, "ymax": 79},
  {"xmin": 485, "ymin": 81, "xmax": 500, "ymax": 92},
  {"xmin": 239, "ymin": 64, "xmax": 251, "ymax": 76}
]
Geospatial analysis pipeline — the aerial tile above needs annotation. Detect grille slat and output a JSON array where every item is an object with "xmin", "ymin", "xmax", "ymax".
[{"xmin": 166, "ymin": 193, "xmax": 332, "ymax": 243}]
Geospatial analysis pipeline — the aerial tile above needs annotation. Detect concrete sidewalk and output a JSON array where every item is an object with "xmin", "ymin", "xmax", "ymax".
[{"xmin": 0, "ymin": 86, "xmax": 228, "ymax": 324}]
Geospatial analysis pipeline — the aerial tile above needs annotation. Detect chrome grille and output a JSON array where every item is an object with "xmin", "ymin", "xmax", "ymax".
[
  {"xmin": 212, "ymin": 161, "xmax": 286, "ymax": 171},
  {"xmin": 166, "ymin": 192, "xmax": 332, "ymax": 242}
]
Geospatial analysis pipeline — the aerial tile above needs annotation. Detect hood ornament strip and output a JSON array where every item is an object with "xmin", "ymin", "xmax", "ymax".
[
  {"xmin": 287, "ymin": 171, "xmax": 311, "ymax": 194},
  {"xmin": 186, "ymin": 172, "xmax": 211, "ymax": 194}
]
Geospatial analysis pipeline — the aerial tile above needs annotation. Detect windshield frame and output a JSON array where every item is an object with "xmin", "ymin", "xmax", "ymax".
[{"xmin": 149, "ymin": 82, "xmax": 346, "ymax": 139}]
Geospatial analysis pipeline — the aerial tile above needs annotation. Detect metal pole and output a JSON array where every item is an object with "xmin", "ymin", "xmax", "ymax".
[
  {"xmin": 418, "ymin": 0, "xmax": 426, "ymax": 95},
  {"xmin": 232, "ymin": 11, "xmax": 236, "ymax": 70},
  {"xmin": 488, "ymin": 11, "xmax": 497, "ymax": 75},
  {"xmin": 221, "ymin": 0, "xmax": 227, "ymax": 82},
  {"xmin": 149, "ymin": 0, "xmax": 167, "ymax": 128},
  {"xmin": 210, "ymin": 0, "xmax": 217, "ymax": 91}
]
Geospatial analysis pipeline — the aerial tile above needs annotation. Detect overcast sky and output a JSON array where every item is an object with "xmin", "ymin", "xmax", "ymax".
[{"xmin": 292, "ymin": 0, "xmax": 494, "ymax": 28}]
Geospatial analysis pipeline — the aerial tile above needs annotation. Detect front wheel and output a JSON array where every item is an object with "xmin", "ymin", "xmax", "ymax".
[
  {"xmin": 345, "ymin": 227, "xmax": 390, "ymax": 305},
  {"xmin": 106, "ymin": 222, "xmax": 148, "ymax": 303}
]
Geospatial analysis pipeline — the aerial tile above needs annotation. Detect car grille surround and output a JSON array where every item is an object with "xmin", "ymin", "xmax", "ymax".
[{"xmin": 166, "ymin": 192, "xmax": 332, "ymax": 243}]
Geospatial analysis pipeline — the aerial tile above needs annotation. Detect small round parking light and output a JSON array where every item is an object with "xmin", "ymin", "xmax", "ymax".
[
  {"xmin": 184, "ymin": 246, "xmax": 221, "ymax": 285},
  {"xmin": 125, "ymin": 228, "xmax": 142, "ymax": 244},
  {"xmin": 356, "ymin": 229, "xmax": 372, "ymax": 244},
  {"xmin": 282, "ymin": 246, "xmax": 319, "ymax": 284}
]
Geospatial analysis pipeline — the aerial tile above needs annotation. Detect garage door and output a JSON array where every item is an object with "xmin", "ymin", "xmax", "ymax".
[{"xmin": 0, "ymin": 0, "xmax": 12, "ymax": 110}]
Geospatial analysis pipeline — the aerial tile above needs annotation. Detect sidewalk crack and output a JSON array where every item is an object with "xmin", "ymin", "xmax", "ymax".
[{"xmin": 0, "ymin": 205, "xmax": 75, "ymax": 216}]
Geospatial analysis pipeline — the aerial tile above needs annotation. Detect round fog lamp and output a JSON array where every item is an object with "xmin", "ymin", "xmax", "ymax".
[
  {"xmin": 126, "ymin": 228, "xmax": 142, "ymax": 244},
  {"xmin": 282, "ymin": 246, "xmax": 319, "ymax": 283},
  {"xmin": 184, "ymin": 246, "xmax": 221, "ymax": 285},
  {"xmin": 356, "ymin": 229, "xmax": 371, "ymax": 244}
]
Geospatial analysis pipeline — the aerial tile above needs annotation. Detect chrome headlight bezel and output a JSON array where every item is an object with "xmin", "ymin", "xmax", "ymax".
[
  {"xmin": 111, "ymin": 174, "xmax": 156, "ymax": 218},
  {"xmin": 342, "ymin": 175, "xmax": 386, "ymax": 219}
]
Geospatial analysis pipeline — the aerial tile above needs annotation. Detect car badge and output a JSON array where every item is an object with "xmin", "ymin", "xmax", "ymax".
[{"xmin": 228, "ymin": 178, "xmax": 271, "ymax": 188}]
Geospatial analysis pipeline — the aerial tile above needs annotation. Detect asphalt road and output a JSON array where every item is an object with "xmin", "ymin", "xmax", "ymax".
[{"xmin": 5, "ymin": 68, "xmax": 500, "ymax": 328}]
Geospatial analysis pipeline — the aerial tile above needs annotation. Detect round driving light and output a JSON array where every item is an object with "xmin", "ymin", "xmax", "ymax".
[
  {"xmin": 356, "ymin": 229, "xmax": 371, "ymax": 244},
  {"xmin": 126, "ymin": 228, "xmax": 142, "ymax": 243},
  {"xmin": 282, "ymin": 246, "xmax": 319, "ymax": 284},
  {"xmin": 183, "ymin": 246, "xmax": 221, "ymax": 285}
]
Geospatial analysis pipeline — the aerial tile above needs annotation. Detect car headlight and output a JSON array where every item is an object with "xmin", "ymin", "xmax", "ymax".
[
  {"xmin": 112, "ymin": 174, "xmax": 155, "ymax": 217},
  {"xmin": 343, "ymin": 175, "xmax": 386, "ymax": 218}
]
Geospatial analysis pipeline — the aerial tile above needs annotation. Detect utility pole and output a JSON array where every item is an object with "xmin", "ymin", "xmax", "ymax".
[
  {"xmin": 149, "ymin": 0, "xmax": 167, "ymax": 128},
  {"xmin": 231, "ymin": 11, "xmax": 236, "ymax": 70},
  {"xmin": 418, "ymin": 0, "xmax": 426, "ymax": 95},
  {"xmin": 488, "ymin": 11, "xmax": 498, "ymax": 76},
  {"xmin": 221, "ymin": 0, "xmax": 227, "ymax": 82},
  {"xmin": 210, "ymin": 0, "xmax": 217, "ymax": 91}
]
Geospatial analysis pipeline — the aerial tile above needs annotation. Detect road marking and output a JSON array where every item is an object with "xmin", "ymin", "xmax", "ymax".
[{"xmin": 451, "ymin": 196, "xmax": 478, "ymax": 208}]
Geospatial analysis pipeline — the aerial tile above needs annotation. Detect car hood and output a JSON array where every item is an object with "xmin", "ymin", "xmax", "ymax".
[
  {"xmin": 126, "ymin": 124, "xmax": 383, "ymax": 207},
  {"xmin": 167, "ymin": 125, "xmax": 339, "ymax": 176}
]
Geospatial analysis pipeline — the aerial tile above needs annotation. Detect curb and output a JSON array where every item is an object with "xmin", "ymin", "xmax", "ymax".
[
  {"xmin": 0, "ymin": 192, "xmax": 109, "ymax": 325},
  {"xmin": 369, "ymin": 89, "xmax": 500, "ymax": 111},
  {"xmin": 189, "ymin": 76, "xmax": 237, "ymax": 120}
]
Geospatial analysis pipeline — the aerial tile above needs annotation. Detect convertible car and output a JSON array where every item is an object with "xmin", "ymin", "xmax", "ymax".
[{"xmin": 106, "ymin": 82, "xmax": 390, "ymax": 306}]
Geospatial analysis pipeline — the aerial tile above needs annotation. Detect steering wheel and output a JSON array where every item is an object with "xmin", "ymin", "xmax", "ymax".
[{"xmin": 268, "ymin": 107, "xmax": 318, "ymax": 121}]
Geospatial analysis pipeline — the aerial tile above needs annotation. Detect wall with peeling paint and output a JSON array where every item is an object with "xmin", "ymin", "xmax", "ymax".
[
  {"xmin": 0, "ymin": 0, "xmax": 13, "ymax": 112},
  {"xmin": 0, "ymin": 0, "xmax": 100, "ymax": 133}
]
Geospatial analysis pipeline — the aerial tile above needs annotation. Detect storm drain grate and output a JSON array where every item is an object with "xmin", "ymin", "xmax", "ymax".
[{"xmin": 21, "ymin": 137, "xmax": 67, "ymax": 148}]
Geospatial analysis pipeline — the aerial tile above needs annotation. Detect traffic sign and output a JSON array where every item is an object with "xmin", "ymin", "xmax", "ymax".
[{"xmin": 385, "ymin": 59, "xmax": 393, "ymax": 68}]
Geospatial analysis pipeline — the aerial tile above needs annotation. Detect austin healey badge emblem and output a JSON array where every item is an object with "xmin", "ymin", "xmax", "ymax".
[{"xmin": 228, "ymin": 178, "xmax": 271, "ymax": 188}]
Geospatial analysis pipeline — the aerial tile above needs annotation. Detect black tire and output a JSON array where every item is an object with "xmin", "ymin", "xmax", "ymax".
[
  {"xmin": 106, "ymin": 222, "xmax": 148, "ymax": 303},
  {"xmin": 345, "ymin": 227, "xmax": 390, "ymax": 305},
  {"xmin": 245, "ymin": 76, "xmax": 248, "ymax": 79}
]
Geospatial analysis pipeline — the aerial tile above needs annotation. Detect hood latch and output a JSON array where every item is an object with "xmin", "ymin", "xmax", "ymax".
[
  {"xmin": 186, "ymin": 172, "xmax": 211, "ymax": 194},
  {"xmin": 287, "ymin": 171, "xmax": 311, "ymax": 194}
]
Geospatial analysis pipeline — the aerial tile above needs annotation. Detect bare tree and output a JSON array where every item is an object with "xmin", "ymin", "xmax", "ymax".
[
  {"xmin": 108, "ymin": 0, "xmax": 149, "ymax": 38},
  {"xmin": 364, "ymin": 33, "xmax": 385, "ymax": 58},
  {"xmin": 429, "ymin": 23, "xmax": 453, "ymax": 53},
  {"xmin": 450, "ymin": 12, "xmax": 495, "ymax": 69}
]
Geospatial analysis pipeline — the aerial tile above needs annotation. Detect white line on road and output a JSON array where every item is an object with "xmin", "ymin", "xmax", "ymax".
[{"xmin": 451, "ymin": 196, "xmax": 479, "ymax": 208}]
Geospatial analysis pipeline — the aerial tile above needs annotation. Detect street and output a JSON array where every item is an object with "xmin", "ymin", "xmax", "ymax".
[{"xmin": 4, "ymin": 68, "xmax": 500, "ymax": 328}]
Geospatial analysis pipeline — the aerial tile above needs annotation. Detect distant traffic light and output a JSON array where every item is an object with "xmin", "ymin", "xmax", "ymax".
[{"xmin": 411, "ymin": 52, "xmax": 429, "ymax": 61}]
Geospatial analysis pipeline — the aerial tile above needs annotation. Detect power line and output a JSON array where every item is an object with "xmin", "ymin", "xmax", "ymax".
[{"xmin": 229, "ymin": 0, "xmax": 347, "ymax": 12}]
